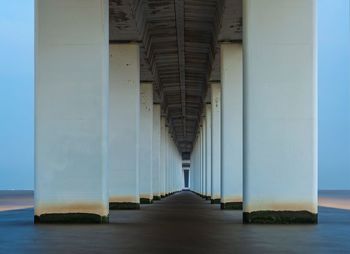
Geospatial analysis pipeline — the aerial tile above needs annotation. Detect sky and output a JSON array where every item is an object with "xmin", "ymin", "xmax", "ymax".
[
  {"xmin": 318, "ymin": 0, "xmax": 350, "ymax": 189},
  {"xmin": 0, "ymin": 1, "xmax": 34, "ymax": 190},
  {"xmin": 0, "ymin": 0, "xmax": 350, "ymax": 190}
]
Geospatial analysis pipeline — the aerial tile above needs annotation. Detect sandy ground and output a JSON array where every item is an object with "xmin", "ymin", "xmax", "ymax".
[
  {"xmin": 1, "ymin": 190, "xmax": 350, "ymax": 212},
  {"xmin": 0, "ymin": 191, "xmax": 34, "ymax": 212},
  {"xmin": 1, "ymin": 191, "xmax": 350, "ymax": 253},
  {"xmin": 319, "ymin": 190, "xmax": 350, "ymax": 210}
]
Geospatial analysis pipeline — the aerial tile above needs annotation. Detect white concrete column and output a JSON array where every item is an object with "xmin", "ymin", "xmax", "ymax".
[
  {"xmin": 211, "ymin": 83, "xmax": 221, "ymax": 204},
  {"xmin": 202, "ymin": 120, "xmax": 207, "ymax": 197},
  {"xmin": 205, "ymin": 104, "xmax": 212, "ymax": 199},
  {"xmin": 160, "ymin": 117, "xmax": 166, "ymax": 197},
  {"xmin": 109, "ymin": 43, "xmax": 140, "ymax": 210},
  {"xmin": 191, "ymin": 136, "xmax": 200, "ymax": 193},
  {"xmin": 152, "ymin": 104, "xmax": 161, "ymax": 200},
  {"xmin": 34, "ymin": 0, "xmax": 109, "ymax": 223},
  {"xmin": 197, "ymin": 134, "xmax": 201, "ymax": 194},
  {"xmin": 139, "ymin": 83, "xmax": 154, "ymax": 203},
  {"xmin": 220, "ymin": 43, "xmax": 243, "ymax": 210},
  {"xmin": 165, "ymin": 126, "xmax": 170, "ymax": 195},
  {"xmin": 243, "ymin": 0, "xmax": 317, "ymax": 224},
  {"xmin": 198, "ymin": 126, "xmax": 203, "ymax": 195}
]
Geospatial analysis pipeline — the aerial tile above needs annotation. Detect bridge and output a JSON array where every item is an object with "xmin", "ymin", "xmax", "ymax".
[{"xmin": 34, "ymin": 0, "xmax": 317, "ymax": 224}]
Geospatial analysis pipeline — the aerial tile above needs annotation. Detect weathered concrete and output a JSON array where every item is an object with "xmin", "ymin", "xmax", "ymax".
[
  {"xmin": 109, "ymin": 44, "xmax": 140, "ymax": 209},
  {"xmin": 205, "ymin": 104, "xmax": 212, "ymax": 200},
  {"xmin": 220, "ymin": 43, "xmax": 243, "ymax": 208},
  {"xmin": 139, "ymin": 83, "xmax": 153, "ymax": 202},
  {"xmin": 35, "ymin": 0, "xmax": 109, "ymax": 223},
  {"xmin": 200, "ymin": 124, "xmax": 205, "ymax": 196},
  {"xmin": 242, "ymin": 0, "xmax": 317, "ymax": 223},
  {"xmin": 221, "ymin": 202, "xmax": 243, "ymax": 210},
  {"xmin": 160, "ymin": 117, "xmax": 167, "ymax": 197},
  {"xmin": 34, "ymin": 213, "xmax": 108, "ymax": 224},
  {"xmin": 152, "ymin": 104, "xmax": 161, "ymax": 199},
  {"xmin": 1, "ymin": 191, "xmax": 350, "ymax": 253},
  {"xmin": 211, "ymin": 83, "xmax": 221, "ymax": 202},
  {"xmin": 243, "ymin": 211, "xmax": 317, "ymax": 224},
  {"xmin": 109, "ymin": 202, "xmax": 140, "ymax": 210}
]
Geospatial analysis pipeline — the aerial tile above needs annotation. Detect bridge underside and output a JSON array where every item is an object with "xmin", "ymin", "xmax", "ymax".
[
  {"xmin": 34, "ymin": 0, "xmax": 317, "ymax": 225},
  {"xmin": 110, "ymin": 0, "xmax": 242, "ymax": 153}
]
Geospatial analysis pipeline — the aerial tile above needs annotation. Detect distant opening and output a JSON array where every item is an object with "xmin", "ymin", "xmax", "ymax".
[{"xmin": 184, "ymin": 170, "xmax": 189, "ymax": 189}]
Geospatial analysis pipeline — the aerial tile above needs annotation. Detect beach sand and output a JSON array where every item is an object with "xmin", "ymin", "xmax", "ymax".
[
  {"xmin": 1, "ymin": 190, "xmax": 350, "ymax": 212},
  {"xmin": 0, "ymin": 190, "xmax": 34, "ymax": 212}
]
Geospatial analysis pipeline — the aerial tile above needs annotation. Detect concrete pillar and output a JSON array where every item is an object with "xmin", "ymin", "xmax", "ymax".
[
  {"xmin": 191, "ymin": 136, "xmax": 199, "ymax": 194},
  {"xmin": 205, "ymin": 104, "xmax": 212, "ymax": 200},
  {"xmin": 220, "ymin": 43, "xmax": 243, "ymax": 210},
  {"xmin": 109, "ymin": 43, "xmax": 140, "ymax": 210},
  {"xmin": 202, "ymin": 121, "xmax": 207, "ymax": 198},
  {"xmin": 165, "ymin": 126, "xmax": 170, "ymax": 195},
  {"xmin": 139, "ymin": 83, "xmax": 154, "ymax": 204},
  {"xmin": 160, "ymin": 117, "xmax": 166, "ymax": 197},
  {"xmin": 34, "ymin": 0, "xmax": 109, "ymax": 223},
  {"xmin": 152, "ymin": 104, "xmax": 161, "ymax": 200},
  {"xmin": 196, "ymin": 134, "xmax": 201, "ymax": 194},
  {"xmin": 199, "ymin": 126, "xmax": 203, "ymax": 196},
  {"xmin": 211, "ymin": 83, "xmax": 221, "ymax": 204},
  {"xmin": 243, "ymin": 0, "xmax": 317, "ymax": 224}
]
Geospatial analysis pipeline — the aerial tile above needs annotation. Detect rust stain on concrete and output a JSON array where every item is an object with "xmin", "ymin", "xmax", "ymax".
[
  {"xmin": 221, "ymin": 195, "xmax": 242, "ymax": 203},
  {"xmin": 140, "ymin": 194, "xmax": 153, "ymax": 200},
  {"xmin": 244, "ymin": 201, "xmax": 318, "ymax": 214},
  {"xmin": 35, "ymin": 203, "xmax": 108, "ymax": 216},
  {"xmin": 109, "ymin": 195, "xmax": 139, "ymax": 203}
]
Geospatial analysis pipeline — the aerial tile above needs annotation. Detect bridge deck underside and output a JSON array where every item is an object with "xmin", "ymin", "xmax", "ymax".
[{"xmin": 110, "ymin": 0, "xmax": 242, "ymax": 152}]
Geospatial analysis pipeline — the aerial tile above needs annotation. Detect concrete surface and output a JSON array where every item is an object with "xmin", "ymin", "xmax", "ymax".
[
  {"xmin": 1, "ymin": 191, "xmax": 350, "ymax": 253},
  {"xmin": 243, "ymin": 0, "xmax": 317, "ymax": 214},
  {"xmin": 221, "ymin": 43, "xmax": 243, "ymax": 205},
  {"xmin": 35, "ymin": 0, "xmax": 110, "ymax": 218},
  {"xmin": 109, "ymin": 44, "xmax": 140, "ymax": 204}
]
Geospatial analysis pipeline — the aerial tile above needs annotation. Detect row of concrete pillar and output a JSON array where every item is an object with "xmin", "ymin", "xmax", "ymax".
[
  {"xmin": 34, "ymin": 1, "xmax": 183, "ymax": 223},
  {"xmin": 190, "ymin": 0, "xmax": 317, "ymax": 224},
  {"xmin": 34, "ymin": 0, "xmax": 317, "ymax": 224}
]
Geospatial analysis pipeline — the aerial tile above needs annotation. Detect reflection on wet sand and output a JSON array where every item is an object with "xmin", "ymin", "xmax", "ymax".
[
  {"xmin": 0, "ymin": 190, "xmax": 33, "ymax": 212},
  {"xmin": 1, "ymin": 190, "xmax": 350, "ymax": 212},
  {"xmin": 319, "ymin": 190, "xmax": 350, "ymax": 210}
]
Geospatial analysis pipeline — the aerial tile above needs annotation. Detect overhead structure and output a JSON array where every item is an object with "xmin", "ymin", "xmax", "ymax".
[
  {"xmin": 34, "ymin": 0, "xmax": 317, "ymax": 225},
  {"xmin": 109, "ymin": 0, "xmax": 242, "ymax": 153}
]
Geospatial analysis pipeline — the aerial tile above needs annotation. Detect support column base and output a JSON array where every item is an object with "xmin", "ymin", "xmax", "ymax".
[
  {"xmin": 211, "ymin": 198, "xmax": 221, "ymax": 204},
  {"xmin": 221, "ymin": 202, "xmax": 243, "ymax": 210},
  {"xmin": 243, "ymin": 211, "xmax": 318, "ymax": 224},
  {"xmin": 109, "ymin": 202, "xmax": 140, "ymax": 210},
  {"xmin": 140, "ymin": 198, "xmax": 153, "ymax": 204},
  {"xmin": 34, "ymin": 213, "xmax": 109, "ymax": 224},
  {"xmin": 153, "ymin": 196, "xmax": 161, "ymax": 201}
]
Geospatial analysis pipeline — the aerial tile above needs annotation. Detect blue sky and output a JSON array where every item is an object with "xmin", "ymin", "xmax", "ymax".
[
  {"xmin": 318, "ymin": 0, "xmax": 350, "ymax": 189},
  {"xmin": 0, "ymin": 1, "xmax": 34, "ymax": 189},
  {"xmin": 0, "ymin": 0, "xmax": 350, "ymax": 190}
]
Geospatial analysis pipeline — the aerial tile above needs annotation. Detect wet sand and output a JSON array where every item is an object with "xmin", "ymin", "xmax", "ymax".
[
  {"xmin": 1, "ymin": 190, "xmax": 349, "ymax": 212},
  {"xmin": 0, "ymin": 190, "xmax": 34, "ymax": 212},
  {"xmin": 0, "ymin": 190, "xmax": 350, "ymax": 253},
  {"xmin": 319, "ymin": 190, "xmax": 350, "ymax": 210}
]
